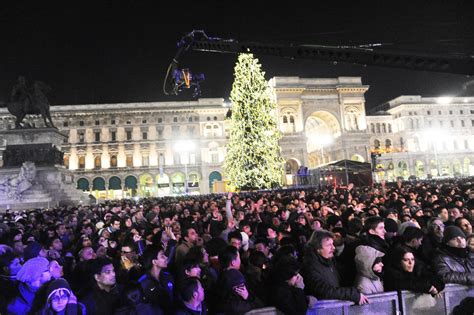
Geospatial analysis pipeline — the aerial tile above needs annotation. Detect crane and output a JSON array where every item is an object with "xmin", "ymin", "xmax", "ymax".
[{"xmin": 163, "ymin": 30, "xmax": 474, "ymax": 97}]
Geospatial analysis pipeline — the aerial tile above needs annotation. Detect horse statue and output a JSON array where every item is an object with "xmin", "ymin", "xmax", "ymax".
[{"xmin": 7, "ymin": 76, "xmax": 56, "ymax": 129}]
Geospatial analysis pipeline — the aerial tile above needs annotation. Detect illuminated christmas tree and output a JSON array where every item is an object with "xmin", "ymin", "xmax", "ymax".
[{"xmin": 224, "ymin": 53, "xmax": 284, "ymax": 190}]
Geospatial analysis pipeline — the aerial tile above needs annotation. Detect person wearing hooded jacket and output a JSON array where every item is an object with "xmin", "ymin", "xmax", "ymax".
[
  {"xmin": 432, "ymin": 225, "xmax": 474, "ymax": 285},
  {"xmin": 354, "ymin": 245, "xmax": 384, "ymax": 294}
]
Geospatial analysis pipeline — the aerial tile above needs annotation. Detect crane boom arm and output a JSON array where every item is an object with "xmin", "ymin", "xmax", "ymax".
[{"xmin": 190, "ymin": 37, "xmax": 474, "ymax": 75}]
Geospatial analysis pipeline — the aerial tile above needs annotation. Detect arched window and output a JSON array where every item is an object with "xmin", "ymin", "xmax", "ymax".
[
  {"xmin": 385, "ymin": 139, "xmax": 392, "ymax": 150},
  {"xmin": 289, "ymin": 116, "xmax": 295, "ymax": 123},
  {"xmin": 376, "ymin": 123, "xmax": 381, "ymax": 133},
  {"xmin": 388, "ymin": 124, "xmax": 392, "ymax": 133},
  {"xmin": 374, "ymin": 139, "xmax": 381, "ymax": 149},
  {"xmin": 283, "ymin": 116, "xmax": 288, "ymax": 123},
  {"xmin": 371, "ymin": 124, "xmax": 375, "ymax": 133},
  {"xmin": 382, "ymin": 123, "xmax": 386, "ymax": 133}
]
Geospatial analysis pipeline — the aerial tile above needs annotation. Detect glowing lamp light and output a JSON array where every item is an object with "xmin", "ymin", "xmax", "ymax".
[{"xmin": 436, "ymin": 97, "xmax": 453, "ymax": 105}]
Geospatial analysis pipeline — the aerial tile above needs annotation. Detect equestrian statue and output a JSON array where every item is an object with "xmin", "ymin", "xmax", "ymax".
[{"xmin": 7, "ymin": 76, "xmax": 56, "ymax": 128}]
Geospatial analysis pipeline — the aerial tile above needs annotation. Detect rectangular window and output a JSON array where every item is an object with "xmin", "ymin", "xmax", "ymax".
[
  {"xmin": 142, "ymin": 132, "xmax": 148, "ymax": 140},
  {"xmin": 449, "ymin": 110, "xmax": 453, "ymax": 115},
  {"xmin": 157, "ymin": 130, "xmax": 163, "ymax": 138},
  {"xmin": 472, "ymin": 120, "xmax": 474, "ymax": 127},
  {"xmin": 428, "ymin": 121, "xmax": 432, "ymax": 127},
  {"xmin": 126, "ymin": 120, "xmax": 132, "ymax": 125},
  {"xmin": 142, "ymin": 155, "xmax": 149, "ymax": 166},
  {"xmin": 438, "ymin": 111, "xmax": 442, "ymax": 115},
  {"xmin": 126, "ymin": 130, "xmax": 132, "ymax": 140},
  {"xmin": 211, "ymin": 153, "xmax": 218, "ymax": 163},
  {"xmin": 461, "ymin": 120, "xmax": 465, "ymax": 127},
  {"xmin": 465, "ymin": 140, "xmax": 469, "ymax": 149},
  {"xmin": 79, "ymin": 132, "xmax": 85, "ymax": 143},
  {"xmin": 95, "ymin": 131, "xmax": 100, "ymax": 142},
  {"xmin": 63, "ymin": 121, "xmax": 69, "ymax": 127},
  {"xmin": 173, "ymin": 117, "xmax": 178, "ymax": 123},
  {"xmin": 450, "ymin": 121, "xmax": 454, "ymax": 127},
  {"xmin": 126, "ymin": 155, "xmax": 133, "ymax": 167},
  {"xmin": 111, "ymin": 131, "xmax": 116, "ymax": 142},
  {"xmin": 79, "ymin": 121, "xmax": 84, "ymax": 126},
  {"xmin": 158, "ymin": 118, "xmax": 163, "ymax": 123},
  {"xmin": 95, "ymin": 120, "xmax": 100, "ymax": 125},
  {"xmin": 427, "ymin": 110, "xmax": 431, "ymax": 115},
  {"xmin": 111, "ymin": 119, "xmax": 116, "ymax": 125},
  {"xmin": 460, "ymin": 110, "xmax": 463, "ymax": 114},
  {"xmin": 142, "ymin": 119, "xmax": 147, "ymax": 124},
  {"xmin": 440, "ymin": 121, "xmax": 444, "ymax": 127}
]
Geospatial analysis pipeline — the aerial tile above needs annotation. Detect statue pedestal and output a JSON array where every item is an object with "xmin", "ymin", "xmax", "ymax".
[{"xmin": 0, "ymin": 128, "xmax": 88, "ymax": 211}]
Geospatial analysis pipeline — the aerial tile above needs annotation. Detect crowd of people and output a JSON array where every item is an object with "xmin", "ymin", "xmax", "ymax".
[{"xmin": 0, "ymin": 178, "xmax": 473, "ymax": 315}]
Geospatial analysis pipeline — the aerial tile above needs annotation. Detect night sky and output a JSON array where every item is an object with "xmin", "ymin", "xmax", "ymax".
[{"xmin": 0, "ymin": 1, "xmax": 473, "ymax": 111}]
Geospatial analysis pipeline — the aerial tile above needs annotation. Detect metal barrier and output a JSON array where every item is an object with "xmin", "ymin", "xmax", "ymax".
[
  {"xmin": 399, "ymin": 284, "xmax": 474, "ymax": 315},
  {"xmin": 244, "ymin": 307, "xmax": 283, "ymax": 315},
  {"xmin": 349, "ymin": 291, "xmax": 399, "ymax": 315},
  {"xmin": 306, "ymin": 285, "xmax": 473, "ymax": 315},
  {"xmin": 307, "ymin": 299, "xmax": 353, "ymax": 315}
]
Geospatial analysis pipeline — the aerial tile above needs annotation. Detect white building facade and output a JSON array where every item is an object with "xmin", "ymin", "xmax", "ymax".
[
  {"xmin": 0, "ymin": 77, "xmax": 472, "ymax": 199},
  {"xmin": 366, "ymin": 96, "xmax": 474, "ymax": 181}
]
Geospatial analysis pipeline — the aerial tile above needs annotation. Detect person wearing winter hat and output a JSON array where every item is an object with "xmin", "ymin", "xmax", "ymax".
[
  {"xmin": 7, "ymin": 257, "xmax": 51, "ymax": 315},
  {"xmin": 38, "ymin": 278, "xmax": 86, "ymax": 314},
  {"xmin": 23, "ymin": 241, "xmax": 47, "ymax": 261},
  {"xmin": 433, "ymin": 225, "xmax": 474, "ymax": 285},
  {"xmin": 354, "ymin": 245, "xmax": 385, "ymax": 294},
  {"xmin": 271, "ymin": 255, "xmax": 314, "ymax": 315}
]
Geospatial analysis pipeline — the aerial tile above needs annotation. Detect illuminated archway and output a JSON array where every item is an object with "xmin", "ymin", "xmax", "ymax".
[
  {"xmin": 139, "ymin": 173, "xmax": 154, "ymax": 198},
  {"xmin": 209, "ymin": 171, "xmax": 222, "ymax": 192},
  {"xmin": 305, "ymin": 111, "xmax": 341, "ymax": 154},
  {"xmin": 171, "ymin": 172, "xmax": 186, "ymax": 194},
  {"xmin": 415, "ymin": 160, "xmax": 424, "ymax": 178},
  {"xmin": 156, "ymin": 173, "xmax": 171, "ymax": 196}
]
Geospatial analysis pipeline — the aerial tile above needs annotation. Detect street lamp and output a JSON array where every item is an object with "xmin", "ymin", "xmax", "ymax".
[{"xmin": 173, "ymin": 140, "xmax": 196, "ymax": 194}]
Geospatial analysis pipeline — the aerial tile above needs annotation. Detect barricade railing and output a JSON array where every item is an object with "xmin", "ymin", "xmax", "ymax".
[
  {"xmin": 399, "ymin": 284, "xmax": 474, "ymax": 315},
  {"xmin": 306, "ymin": 284, "xmax": 473, "ymax": 315},
  {"xmin": 349, "ymin": 291, "xmax": 399, "ymax": 315}
]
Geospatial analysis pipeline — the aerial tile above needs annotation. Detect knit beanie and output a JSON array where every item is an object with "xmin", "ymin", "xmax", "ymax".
[
  {"xmin": 275, "ymin": 255, "xmax": 300, "ymax": 282},
  {"xmin": 23, "ymin": 241, "xmax": 44, "ymax": 261},
  {"xmin": 443, "ymin": 226, "xmax": 466, "ymax": 244},
  {"xmin": 16, "ymin": 257, "xmax": 49, "ymax": 284},
  {"xmin": 46, "ymin": 278, "xmax": 72, "ymax": 302},
  {"xmin": 384, "ymin": 219, "xmax": 399, "ymax": 233}
]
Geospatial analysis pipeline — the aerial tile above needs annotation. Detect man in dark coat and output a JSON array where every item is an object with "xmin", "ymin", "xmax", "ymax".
[
  {"xmin": 302, "ymin": 230, "xmax": 368, "ymax": 305},
  {"xmin": 432, "ymin": 226, "xmax": 474, "ymax": 285},
  {"xmin": 79, "ymin": 257, "xmax": 123, "ymax": 315}
]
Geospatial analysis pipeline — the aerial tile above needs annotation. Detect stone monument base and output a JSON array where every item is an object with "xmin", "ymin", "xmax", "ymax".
[{"xmin": 0, "ymin": 128, "xmax": 89, "ymax": 211}]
